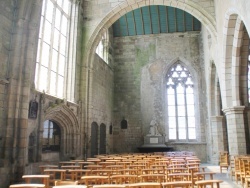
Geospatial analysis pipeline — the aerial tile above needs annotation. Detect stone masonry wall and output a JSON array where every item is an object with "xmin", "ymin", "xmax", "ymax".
[
  {"xmin": 0, "ymin": 0, "xmax": 14, "ymax": 186},
  {"xmin": 87, "ymin": 54, "xmax": 114, "ymax": 156},
  {"xmin": 0, "ymin": 0, "xmax": 13, "ymax": 160},
  {"xmin": 112, "ymin": 32, "xmax": 207, "ymax": 159}
]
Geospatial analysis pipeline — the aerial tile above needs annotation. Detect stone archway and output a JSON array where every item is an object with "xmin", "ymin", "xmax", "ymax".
[
  {"xmin": 85, "ymin": 0, "xmax": 217, "ymax": 69},
  {"xmin": 221, "ymin": 10, "xmax": 250, "ymax": 155},
  {"xmin": 44, "ymin": 104, "xmax": 80, "ymax": 159}
]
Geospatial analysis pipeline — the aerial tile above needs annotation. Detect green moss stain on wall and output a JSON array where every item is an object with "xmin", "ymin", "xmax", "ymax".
[{"xmin": 134, "ymin": 43, "xmax": 156, "ymax": 84}]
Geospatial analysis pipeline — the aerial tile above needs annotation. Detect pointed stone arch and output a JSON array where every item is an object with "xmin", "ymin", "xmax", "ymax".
[
  {"xmin": 85, "ymin": 0, "xmax": 217, "ymax": 70},
  {"xmin": 220, "ymin": 10, "xmax": 249, "ymax": 109},
  {"xmin": 44, "ymin": 104, "xmax": 80, "ymax": 159},
  {"xmin": 220, "ymin": 10, "xmax": 250, "ymax": 155}
]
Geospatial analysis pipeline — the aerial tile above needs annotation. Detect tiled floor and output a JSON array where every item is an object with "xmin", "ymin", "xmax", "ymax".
[{"xmin": 203, "ymin": 164, "xmax": 241, "ymax": 188}]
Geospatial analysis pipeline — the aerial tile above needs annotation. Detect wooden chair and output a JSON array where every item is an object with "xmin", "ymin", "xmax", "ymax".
[
  {"xmin": 39, "ymin": 165, "xmax": 58, "ymax": 174},
  {"xmin": 195, "ymin": 180, "xmax": 223, "ymax": 188},
  {"xmin": 234, "ymin": 156, "xmax": 241, "ymax": 184},
  {"xmin": 22, "ymin": 175, "xmax": 50, "ymax": 188},
  {"xmin": 127, "ymin": 182, "xmax": 162, "ymax": 188},
  {"xmin": 61, "ymin": 165, "xmax": 81, "ymax": 170},
  {"xmin": 68, "ymin": 169, "xmax": 91, "ymax": 180},
  {"xmin": 54, "ymin": 180, "xmax": 78, "ymax": 185},
  {"xmin": 239, "ymin": 158, "xmax": 250, "ymax": 187},
  {"xmin": 59, "ymin": 161, "xmax": 76, "ymax": 167},
  {"xmin": 78, "ymin": 162, "xmax": 95, "ymax": 169},
  {"xmin": 93, "ymin": 185, "xmax": 126, "ymax": 188},
  {"xmin": 228, "ymin": 155, "xmax": 235, "ymax": 180},
  {"xmin": 110, "ymin": 174, "xmax": 138, "ymax": 184},
  {"xmin": 162, "ymin": 181, "xmax": 193, "ymax": 188},
  {"xmin": 84, "ymin": 165, "xmax": 103, "ymax": 170},
  {"xmin": 121, "ymin": 169, "xmax": 138, "ymax": 175},
  {"xmin": 245, "ymin": 177, "xmax": 250, "ymax": 188},
  {"xmin": 9, "ymin": 184, "xmax": 45, "ymax": 188},
  {"xmin": 168, "ymin": 172, "xmax": 191, "ymax": 182},
  {"xmin": 139, "ymin": 174, "xmax": 165, "ymax": 183},
  {"xmin": 219, "ymin": 151, "xmax": 229, "ymax": 173},
  {"xmin": 90, "ymin": 169, "xmax": 113, "ymax": 177},
  {"xmin": 80, "ymin": 176, "xmax": 109, "ymax": 186},
  {"xmin": 194, "ymin": 172, "xmax": 215, "ymax": 181},
  {"xmin": 53, "ymin": 186, "xmax": 87, "ymax": 188},
  {"xmin": 44, "ymin": 169, "xmax": 66, "ymax": 187}
]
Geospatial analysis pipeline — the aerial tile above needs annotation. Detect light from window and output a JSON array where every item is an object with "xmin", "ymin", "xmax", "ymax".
[
  {"xmin": 35, "ymin": 0, "xmax": 71, "ymax": 98},
  {"xmin": 166, "ymin": 63, "xmax": 196, "ymax": 140},
  {"xmin": 96, "ymin": 31, "xmax": 109, "ymax": 63},
  {"xmin": 42, "ymin": 120, "xmax": 61, "ymax": 151}
]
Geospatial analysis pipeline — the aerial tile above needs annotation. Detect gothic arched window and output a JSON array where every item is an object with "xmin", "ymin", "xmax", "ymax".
[{"xmin": 166, "ymin": 63, "xmax": 196, "ymax": 140}]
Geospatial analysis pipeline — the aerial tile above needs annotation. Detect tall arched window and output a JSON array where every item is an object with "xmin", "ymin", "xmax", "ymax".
[
  {"xmin": 35, "ymin": 0, "xmax": 78, "ymax": 101},
  {"xmin": 166, "ymin": 62, "xmax": 196, "ymax": 140}
]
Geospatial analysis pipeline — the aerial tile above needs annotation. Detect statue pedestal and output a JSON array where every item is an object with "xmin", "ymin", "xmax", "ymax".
[
  {"xmin": 138, "ymin": 135, "xmax": 173, "ymax": 153},
  {"xmin": 144, "ymin": 135, "xmax": 165, "ymax": 145}
]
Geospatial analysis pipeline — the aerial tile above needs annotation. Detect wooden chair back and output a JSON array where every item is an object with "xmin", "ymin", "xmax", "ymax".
[
  {"xmin": 9, "ymin": 184, "xmax": 45, "ymax": 188},
  {"xmin": 162, "ymin": 181, "xmax": 192, "ymax": 188},
  {"xmin": 54, "ymin": 181, "xmax": 78, "ymax": 186},
  {"xmin": 127, "ymin": 182, "xmax": 162, "ymax": 188}
]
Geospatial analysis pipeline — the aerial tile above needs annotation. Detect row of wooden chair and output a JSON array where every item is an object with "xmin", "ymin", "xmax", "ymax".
[
  {"xmin": 228, "ymin": 155, "xmax": 250, "ymax": 187},
  {"xmin": 20, "ymin": 152, "xmax": 221, "ymax": 188}
]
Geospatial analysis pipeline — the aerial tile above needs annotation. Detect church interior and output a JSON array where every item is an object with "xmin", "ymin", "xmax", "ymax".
[{"xmin": 0, "ymin": 0, "xmax": 250, "ymax": 187}]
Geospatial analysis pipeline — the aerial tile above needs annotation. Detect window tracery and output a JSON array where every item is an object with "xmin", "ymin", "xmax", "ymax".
[{"xmin": 166, "ymin": 62, "xmax": 196, "ymax": 140}]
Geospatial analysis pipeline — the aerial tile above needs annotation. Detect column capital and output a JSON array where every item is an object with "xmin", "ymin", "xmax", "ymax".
[{"xmin": 222, "ymin": 106, "xmax": 245, "ymax": 115}]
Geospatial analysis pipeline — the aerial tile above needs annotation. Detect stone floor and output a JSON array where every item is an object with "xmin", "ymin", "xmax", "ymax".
[{"xmin": 204, "ymin": 164, "xmax": 241, "ymax": 188}]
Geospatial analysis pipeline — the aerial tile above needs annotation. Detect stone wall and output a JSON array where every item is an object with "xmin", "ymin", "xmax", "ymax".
[
  {"xmin": 112, "ymin": 32, "xmax": 207, "ymax": 158},
  {"xmin": 0, "ymin": 0, "xmax": 13, "ymax": 170},
  {"xmin": 87, "ymin": 54, "xmax": 114, "ymax": 156}
]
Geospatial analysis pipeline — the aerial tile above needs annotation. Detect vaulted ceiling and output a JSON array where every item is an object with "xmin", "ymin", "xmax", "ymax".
[{"xmin": 112, "ymin": 5, "xmax": 201, "ymax": 37}]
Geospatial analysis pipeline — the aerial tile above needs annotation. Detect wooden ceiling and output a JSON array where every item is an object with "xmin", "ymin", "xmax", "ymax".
[{"xmin": 112, "ymin": 5, "xmax": 201, "ymax": 37}]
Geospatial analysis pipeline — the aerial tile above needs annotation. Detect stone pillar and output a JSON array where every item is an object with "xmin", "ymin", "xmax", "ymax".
[
  {"xmin": 223, "ymin": 106, "xmax": 247, "ymax": 155},
  {"xmin": 210, "ymin": 116, "xmax": 225, "ymax": 164}
]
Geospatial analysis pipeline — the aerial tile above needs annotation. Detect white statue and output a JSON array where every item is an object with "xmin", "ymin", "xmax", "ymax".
[{"xmin": 147, "ymin": 119, "xmax": 161, "ymax": 136}]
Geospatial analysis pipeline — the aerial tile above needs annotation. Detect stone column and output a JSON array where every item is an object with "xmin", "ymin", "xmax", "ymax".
[
  {"xmin": 210, "ymin": 116, "xmax": 225, "ymax": 164},
  {"xmin": 223, "ymin": 106, "xmax": 247, "ymax": 155}
]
